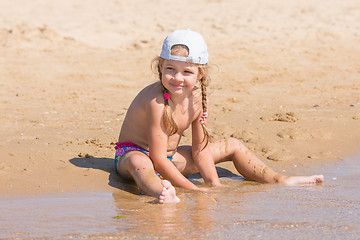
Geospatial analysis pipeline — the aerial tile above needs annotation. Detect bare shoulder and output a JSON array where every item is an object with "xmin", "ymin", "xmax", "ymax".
[
  {"xmin": 144, "ymin": 82, "xmax": 165, "ymax": 109},
  {"xmin": 134, "ymin": 82, "xmax": 166, "ymax": 121},
  {"xmin": 137, "ymin": 82, "xmax": 161, "ymax": 97},
  {"xmin": 133, "ymin": 82, "xmax": 163, "ymax": 107}
]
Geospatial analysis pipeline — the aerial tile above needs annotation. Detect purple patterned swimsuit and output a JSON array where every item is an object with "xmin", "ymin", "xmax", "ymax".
[{"xmin": 114, "ymin": 142, "xmax": 172, "ymax": 176}]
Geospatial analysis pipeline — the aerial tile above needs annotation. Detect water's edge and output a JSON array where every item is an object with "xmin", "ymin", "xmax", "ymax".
[{"xmin": 1, "ymin": 152, "xmax": 359, "ymax": 239}]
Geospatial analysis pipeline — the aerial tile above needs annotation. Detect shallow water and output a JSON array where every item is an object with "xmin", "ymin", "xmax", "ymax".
[{"xmin": 1, "ymin": 153, "xmax": 359, "ymax": 239}]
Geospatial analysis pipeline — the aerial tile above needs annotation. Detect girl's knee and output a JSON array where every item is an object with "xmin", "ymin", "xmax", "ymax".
[
  {"xmin": 225, "ymin": 137, "xmax": 248, "ymax": 153},
  {"xmin": 127, "ymin": 154, "xmax": 154, "ymax": 173},
  {"xmin": 225, "ymin": 137, "xmax": 243, "ymax": 147}
]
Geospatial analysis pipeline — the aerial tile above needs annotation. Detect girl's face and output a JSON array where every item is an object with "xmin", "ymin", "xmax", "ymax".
[{"xmin": 161, "ymin": 59, "xmax": 202, "ymax": 96}]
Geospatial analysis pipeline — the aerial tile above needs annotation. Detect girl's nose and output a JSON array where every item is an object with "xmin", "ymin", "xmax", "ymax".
[{"xmin": 174, "ymin": 72, "xmax": 183, "ymax": 81}]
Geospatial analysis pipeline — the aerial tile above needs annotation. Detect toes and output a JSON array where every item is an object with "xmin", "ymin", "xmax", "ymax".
[
  {"xmin": 158, "ymin": 180, "xmax": 180, "ymax": 204},
  {"xmin": 313, "ymin": 175, "xmax": 324, "ymax": 183},
  {"xmin": 317, "ymin": 175, "xmax": 324, "ymax": 182}
]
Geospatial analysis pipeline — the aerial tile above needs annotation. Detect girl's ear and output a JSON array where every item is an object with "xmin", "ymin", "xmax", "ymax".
[
  {"xmin": 197, "ymin": 65, "xmax": 206, "ymax": 81},
  {"xmin": 197, "ymin": 72, "xmax": 203, "ymax": 81}
]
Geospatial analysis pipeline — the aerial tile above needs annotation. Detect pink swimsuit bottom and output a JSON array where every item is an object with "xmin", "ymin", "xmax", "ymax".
[{"xmin": 114, "ymin": 142, "xmax": 172, "ymax": 176}]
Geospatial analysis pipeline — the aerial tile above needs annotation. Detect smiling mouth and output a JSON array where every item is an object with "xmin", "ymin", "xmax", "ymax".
[{"xmin": 170, "ymin": 83, "xmax": 184, "ymax": 88}]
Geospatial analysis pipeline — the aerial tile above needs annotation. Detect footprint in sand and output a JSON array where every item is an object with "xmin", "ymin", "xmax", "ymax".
[
  {"xmin": 277, "ymin": 127, "xmax": 332, "ymax": 140},
  {"xmin": 260, "ymin": 112, "xmax": 298, "ymax": 122}
]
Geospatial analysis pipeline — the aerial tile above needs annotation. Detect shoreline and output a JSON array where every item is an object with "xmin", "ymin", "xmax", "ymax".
[{"xmin": 1, "ymin": 0, "xmax": 359, "ymax": 198}]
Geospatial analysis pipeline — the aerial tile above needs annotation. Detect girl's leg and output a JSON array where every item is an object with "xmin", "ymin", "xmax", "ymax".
[
  {"xmin": 208, "ymin": 137, "xmax": 323, "ymax": 184},
  {"xmin": 117, "ymin": 151, "xmax": 179, "ymax": 203},
  {"xmin": 174, "ymin": 138, "xmax": 323, "ymax": 184}
]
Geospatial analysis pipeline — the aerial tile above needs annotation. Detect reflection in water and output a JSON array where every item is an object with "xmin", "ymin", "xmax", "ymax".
[
  {"xmin": 109, "ymin": 180, "xmax": 269, "ymax": 239},
  {"xmin": 112, "ymin": 190, "xmax": 219, "ymax": 237}
]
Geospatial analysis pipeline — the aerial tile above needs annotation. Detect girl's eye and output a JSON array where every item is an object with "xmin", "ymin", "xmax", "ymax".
[
  {"xmin": 184, "ymin": 70, "xmax": 194, "ymax": 74},
  {"xmin": 166, "ymin": 67, "xmax": 174, "ymax": 70}
]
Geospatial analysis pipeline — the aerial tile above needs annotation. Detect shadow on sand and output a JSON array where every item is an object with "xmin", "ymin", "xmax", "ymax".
[
  {"xmin": 69, "ymin": 157, "xmax": 141, "ymax": 195},
  {"xmin": 69, "ymin": 156, "xmax": 243, "ymax": 196}
]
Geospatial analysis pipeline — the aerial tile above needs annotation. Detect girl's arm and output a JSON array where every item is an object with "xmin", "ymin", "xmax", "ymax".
[
  {"xmin": 191, "ymin": 112, "xmax": 222, "ymax": 186},
  {"xmin": 147, "ymin": 98, "xmax": 201, "ymax": 191}
]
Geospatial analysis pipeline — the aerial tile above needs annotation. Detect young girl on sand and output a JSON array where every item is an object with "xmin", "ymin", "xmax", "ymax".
[{"xmin": 115, "ymin": 29, "xmax": 323, "ymax": 203}]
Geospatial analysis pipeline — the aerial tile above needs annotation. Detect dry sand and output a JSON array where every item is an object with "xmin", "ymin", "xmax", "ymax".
[{"xmin": 1, "ymin": 0, "xmax": 360, "ymax": 197}]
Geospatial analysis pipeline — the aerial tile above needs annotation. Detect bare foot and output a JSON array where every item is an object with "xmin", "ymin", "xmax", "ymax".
[
  {"xmin": 283, "ymin": 174, "xmax": 324, "ymax": 185},
  {"xmin": 158, "ymin": 180, "xmax": 180, "ymax": 204}
]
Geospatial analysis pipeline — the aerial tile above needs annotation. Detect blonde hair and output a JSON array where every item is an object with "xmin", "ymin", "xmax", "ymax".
[{"xmin": 152, "ymin": 45, "xmax": 213, "ymax": 146}]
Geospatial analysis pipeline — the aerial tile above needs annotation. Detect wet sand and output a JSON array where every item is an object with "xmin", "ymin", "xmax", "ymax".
[
  {"xmin": 1, "ymin": 152, "xmax": 359, "ymax": 239},
  {"xmin": 1, "ymin": 0, "xmax": 360, "ymax": 197}
]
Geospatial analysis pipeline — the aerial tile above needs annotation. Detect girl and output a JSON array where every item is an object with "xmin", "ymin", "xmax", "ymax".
[{"xmin": 115, "ymin": 29, "xmax": 323, "ymax": 204}]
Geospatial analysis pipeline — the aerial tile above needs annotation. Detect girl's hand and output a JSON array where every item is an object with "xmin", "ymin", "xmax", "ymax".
[
  {"xmin": 196, "ymin": 187, "xmax": 211, "ymax": 192},
  {"xmin": 196, "ymin": 184, "xmax": 228, "ymax": 193},
  {"xmin": 210, "ymin": 183, "xmax": 229, "ymax": 188}
]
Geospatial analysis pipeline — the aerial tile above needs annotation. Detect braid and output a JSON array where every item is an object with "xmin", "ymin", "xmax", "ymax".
[
  {"xmin": 198, "ymin": 67, "xmax": 214, "ymax": 147},
  {"xmin": 200, "ymin": 78, "xmax": 208, "ymax": 112}
]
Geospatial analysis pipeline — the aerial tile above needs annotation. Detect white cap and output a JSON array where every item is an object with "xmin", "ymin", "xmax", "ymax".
[{"xmin": 160, "ymin": 29, "xmax": 208, "ymax": 64}]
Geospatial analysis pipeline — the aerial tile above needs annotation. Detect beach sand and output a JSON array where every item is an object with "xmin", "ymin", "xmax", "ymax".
[{"xmin": 1, "ymin": 0, "xmax": 360, "ymax": 197}]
